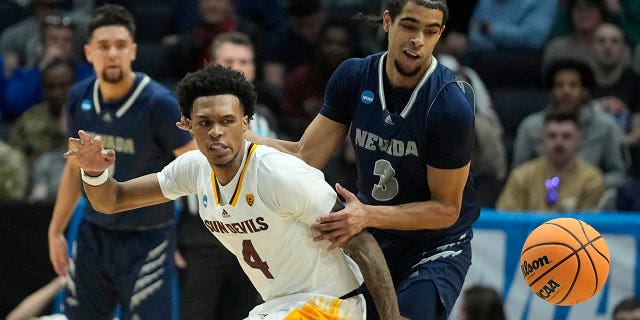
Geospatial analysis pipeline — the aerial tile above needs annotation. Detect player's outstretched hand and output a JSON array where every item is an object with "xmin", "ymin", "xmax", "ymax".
[
  {"xmin": 311, "ymin": 183, "xmax": 369, "ymax": 250},
  {"xmin": 64, "ymin": 130, "xmax": 115, "ymax": 173}
]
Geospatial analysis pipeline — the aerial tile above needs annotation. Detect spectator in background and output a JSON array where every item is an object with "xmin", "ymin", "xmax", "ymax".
[
  {"xmin": 589, "ymin": 23, "xmax": 640, "ymax": 177},
  {"xmin": 3, "ymin": 13, "xmax": 93, "ymax": 119},
  {"xmin": 512, "ymin": 59, "xmax": 626, "ymax": 189},
  {"xmin": 210, "ymin": 31, "xmax": 282, "ymax": 138},
  {"xmin": 457, "ymin": 285, "xmax": 506, "ymax": 320},
  {"xmin": 262, "ymin": 0, "xmax": 328, "ymax": 93},
  {"xmin": 466, "ymin": 0, "xmax": 557, "ymax": 52},
  {"xmin": 543, "ymin": 0, "xmax": 608, "ymax": 71},
  {"xmin": 612, "ymin": 296, "xmax": 640, "ymax": 320},
  {"xmin": 0, "ymin": 0, "xmax": 89, "ymax": 75},
  {"xmin": 0, "ymin": 0, "xmax": 67, "ymax": 74},
  {"xmin": 0, "ymin": 140, "xmax": 28, "ymax": 200},
  {"xmin": 163, "ymin": 0, "xmax": 260, "ymax": 79},
  {"xmin": 607, "ymin": 0, "xmax": 640, "ymax": 48},
  {"xmin": 497, "ymin": 109, "xmax": 605, "ymax": 211},
  {"xmin": 591, "ymin": 23, "xmax": 639, "ymax": 111},
  {"xmin": 9, "ymin": 59, "xmax": 76, "ymax": 201},
  {"xmin": 281, "ymin": 19, "xmax": 360, "ymax": 139},
  {"xmin": 172, "ymin": 0, "xmax": 287, "ymax": 37}
]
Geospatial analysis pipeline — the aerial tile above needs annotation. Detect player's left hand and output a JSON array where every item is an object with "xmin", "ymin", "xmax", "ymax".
[{"xmin": 311, "ymin": 183, "xmax": 368, "ymax": 250}]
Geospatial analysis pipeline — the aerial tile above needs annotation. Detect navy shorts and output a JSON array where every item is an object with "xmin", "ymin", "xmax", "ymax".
[
  {"xmin": 364, "ymin": 236, "xmax": 472, "ymax": 320},
  {"xmin": 63, "ymin": 219, "xmax": 176, "ymax": 320}
]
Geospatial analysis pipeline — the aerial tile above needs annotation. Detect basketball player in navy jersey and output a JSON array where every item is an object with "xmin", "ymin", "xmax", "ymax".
[
  {"xmin": 244, "ymin": 0, "xmax": 479, "ymax": 319},
  {"xmin": 47, "ymin": 5, "xmax": 195, "ymax": 319}
]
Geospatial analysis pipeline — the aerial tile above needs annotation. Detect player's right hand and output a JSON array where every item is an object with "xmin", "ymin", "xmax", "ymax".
[
  {"xmin": 48, "ymin": 232, "xmax": 69, "ymax": 276},
  {"xmin": 64, "ymin": 130, "xmax": 115, "ymax": 174}
]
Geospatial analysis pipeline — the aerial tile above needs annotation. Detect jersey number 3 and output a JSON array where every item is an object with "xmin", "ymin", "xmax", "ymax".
[
  {"xmin": 242, "ymin": 239, "xmax": 274, "ymax": 279},
  {"xmin": 372, "ymin": 159, "xmax": 399, "ymax": 201}
]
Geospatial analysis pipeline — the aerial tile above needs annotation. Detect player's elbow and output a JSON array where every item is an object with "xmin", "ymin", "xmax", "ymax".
[
  {"xmin": 84, "ymin": 191, "xmax": 119, "ymax": 214},
  {"xmin": 439, "ymin": 205, "xmax": 461, "ymax": 228},
  {"xmin": 90, "ymin": 201, "xmax": 118, "ymax": 214}
]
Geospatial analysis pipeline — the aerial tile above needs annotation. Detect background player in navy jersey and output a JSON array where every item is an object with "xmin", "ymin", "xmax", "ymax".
[
  {"xmin": 244, "ymin": 0, "xmax": 479, "ymax": 319},
  {"xmin": 47, "ymin": 4, "xmax": 196, "ymax": 319}
]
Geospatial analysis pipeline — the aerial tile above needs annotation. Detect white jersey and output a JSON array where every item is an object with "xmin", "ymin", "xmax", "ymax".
[{"xmin": 158, "ymin": 142, "xmax": 365, "ymax": 319}]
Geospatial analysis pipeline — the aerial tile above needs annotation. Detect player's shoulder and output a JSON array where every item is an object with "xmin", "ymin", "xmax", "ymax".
[
  {"xmin": 253, "ymin": 144, "xmax": 322, "ymax": 175},
  {"xmin": 432, "ymin": 64, "xmax": 471, "ymax": 97},
  {"xmin": 254, "ymin": 144, "xmax": 306, "ymax": 166},
  {"xmin": 336, "ymin": 52, "xmax": 383, "ymax": 77},
  {"xmin": 427, "ymin": 78, "xmax": 475, "ymax": 119},
  {"xmin": 68, "ymin": 75, "xmax": 97, "ymax": 97},
  {"xmin": 139, "ymin": 74, "xmax": 174, "ymax": 98}
]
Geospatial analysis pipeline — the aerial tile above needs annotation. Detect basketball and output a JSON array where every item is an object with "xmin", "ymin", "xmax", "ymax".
[{"xmin": 520, "ymin": 218, "xmax": 610, "ymax": 306}]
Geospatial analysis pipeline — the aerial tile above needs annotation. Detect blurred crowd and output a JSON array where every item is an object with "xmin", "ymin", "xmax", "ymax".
[{"xmin": 1, "ymin": 0, "xmax": 640, "ymax": 210}]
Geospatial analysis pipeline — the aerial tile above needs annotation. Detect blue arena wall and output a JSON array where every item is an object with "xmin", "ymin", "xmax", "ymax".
[{"xmin": 450, "ymin": 209, "xmax": 640, "ymax": 320}]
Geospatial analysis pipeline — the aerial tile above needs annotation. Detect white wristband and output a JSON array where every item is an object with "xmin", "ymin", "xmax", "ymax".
[{"xmin": 81, "ymin": 168, "xmax": 109, "ymax": 186}]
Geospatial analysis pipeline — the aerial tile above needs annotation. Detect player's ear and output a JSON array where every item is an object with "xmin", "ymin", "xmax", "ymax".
[
  {"xmin": 184, "ymin": 117, "xmax": 193, "ymax": 134},
  {"xmin": 383, "ymin": 10, "xmax": 391, "ymax": 32},
  {"xmin": 131, "ymin": 42, "xmax": 137, "ymax": 62},
  {"xmin": 84, "ymin": 44, "xmax": 92, "ymax": 63}
]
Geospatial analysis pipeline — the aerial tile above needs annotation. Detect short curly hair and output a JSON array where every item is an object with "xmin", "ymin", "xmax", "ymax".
[
  {"xmin": 176, "ymin": 64, "xmax": 256, "ymax": 120},
  {"xmin": 543, "ymin": 59, "xmax": 596, "ymax": 91}
]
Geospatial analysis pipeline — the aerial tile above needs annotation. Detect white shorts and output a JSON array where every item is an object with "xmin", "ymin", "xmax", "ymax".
[{"xmin": 245, "ymin": 292, "xmax": 366, "ymax": 320}]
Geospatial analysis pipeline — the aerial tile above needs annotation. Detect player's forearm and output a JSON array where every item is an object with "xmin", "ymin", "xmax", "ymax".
[
  {"xmin": 48, "ymin": 161, "xmax": 82, "ymax": 235},
  {"xmin": 83, "ymin": 173, "xmax": 170, "ymax": 214},
  {"xmin": 82, "ymin": 172, "xmax": 122, "ymax": 214},
  {"xmin": 345, "ymin": 230, "xmax": 402, "ymax": 319},
  {"xmin": 366, "ymin": 200, "xmax": 459, "ymax": 231}
]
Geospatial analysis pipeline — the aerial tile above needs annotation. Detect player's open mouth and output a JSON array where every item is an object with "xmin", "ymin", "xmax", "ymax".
[
  {"xmin": 209, "ymin": 143, "xmax": 230, "ymax": 156},
  {"xmin": 403, "ymin": 50, "xmax": 420, "ymax": 62}
]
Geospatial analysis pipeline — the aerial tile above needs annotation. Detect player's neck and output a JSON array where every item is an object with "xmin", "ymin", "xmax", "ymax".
[{"xmin": 99, "ymin": 72, "xmax": 137, "ymax": 102}]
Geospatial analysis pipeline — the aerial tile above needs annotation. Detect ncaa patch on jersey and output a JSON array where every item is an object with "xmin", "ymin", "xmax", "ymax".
[
  {"xmin": 246, "ymin": 194, "xmax": 254, "ymax": 206},
  {"xmin": 81, "ymin": 99, "xmax": 92, "ymax": 112},
  {"xmin": 202, "ymin": 194, "xmax": 208, "ymax": 208},
  {"xmin": 361, "ymin": 90, "xmax": 374, "ymax": 104}
]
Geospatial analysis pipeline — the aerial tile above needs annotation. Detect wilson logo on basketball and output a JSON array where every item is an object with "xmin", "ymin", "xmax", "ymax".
[
  {"xmin": 536, "ymin": 279, "xmax": 561, "ymax": 300},
  {"xmin": 521, "ymin": 255, "xmax": 551, "ymax": 278}
]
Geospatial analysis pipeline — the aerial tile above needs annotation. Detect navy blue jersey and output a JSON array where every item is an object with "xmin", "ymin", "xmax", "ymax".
[
  {"xmin": 320, "ymin": 52, "xmax": 480, "ymax": 249},
  {"xmin": 66, "ymin": 73, "xmax": 192, "ymax": 230}
]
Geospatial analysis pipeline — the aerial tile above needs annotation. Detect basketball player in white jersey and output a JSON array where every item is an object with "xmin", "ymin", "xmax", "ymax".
[{"xmin": 64, "ymin": 64, "xmax": 404, "ymax": 320}]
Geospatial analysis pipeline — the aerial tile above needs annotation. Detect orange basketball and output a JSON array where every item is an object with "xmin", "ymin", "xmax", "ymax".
[{"xmin": 520, "ymin": 218, "xmax": 610, "ymax": 306}]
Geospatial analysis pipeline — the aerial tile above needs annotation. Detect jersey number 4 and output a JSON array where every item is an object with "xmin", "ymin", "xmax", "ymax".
[
  {"xmin": 242, "ymin": 239, "xmax": 274, "ymax": 279},
  {"xmin": 372, "ymin": 159, "xmax": 399, "ymax": 201}
]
